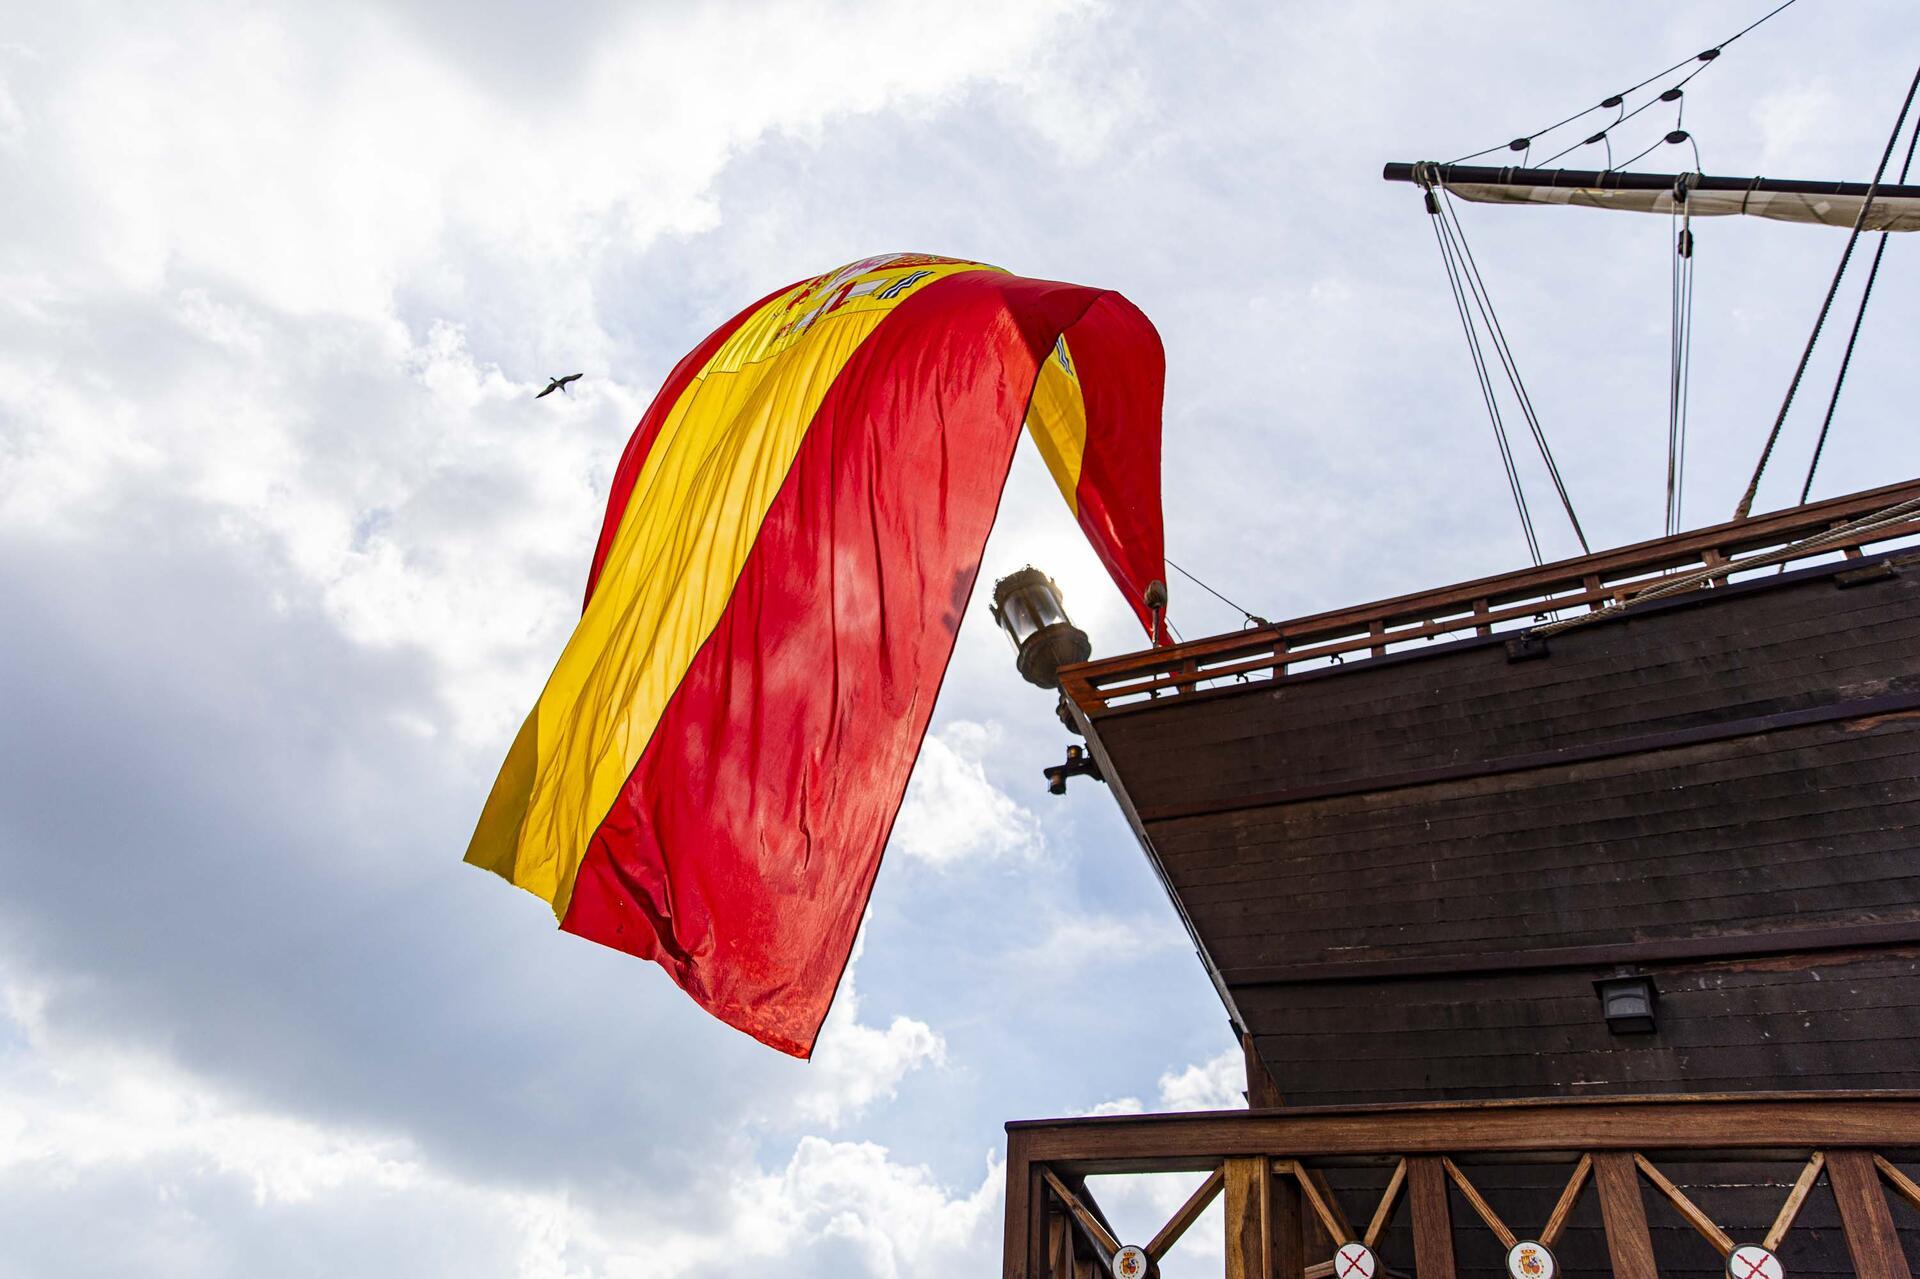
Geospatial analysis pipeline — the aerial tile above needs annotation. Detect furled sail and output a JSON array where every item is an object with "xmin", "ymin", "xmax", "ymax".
[{"xmin": 1384, "ymin": 163, "xmax": 1920, "ymax": 232}]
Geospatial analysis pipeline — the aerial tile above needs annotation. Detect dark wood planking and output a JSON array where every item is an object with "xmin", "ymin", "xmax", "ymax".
[
  {"xmin": 1134, "ymin": 724, "xmax": 1920, "ymax": 973},
  {"xmin": 1240, "ymin": 953, "xmax": 1920, "ymax": 1106},
  {"xmin": 1097, "ymin": 569, "xmax": 1920, "ymax": 814}
]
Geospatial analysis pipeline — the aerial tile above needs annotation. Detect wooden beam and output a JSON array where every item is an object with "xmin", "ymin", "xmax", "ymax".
[
  {"xmin": 1244, "ymin": 1031, "xmax": 1285, "ymax": 1109},
  {"xmin": 1147, "ymin": 1168, "xmax": 1224, "ymax": 1262},
  {"xmin": 1224, "ymin": 1157, "xmax": 1270, "ymax": 1279},
  {"xmin": 1407, "ymin": 1157, "xmax": 1456, "ymax": 1279},
  {"xmin": 1048, "ymin": 1212, "xmax": 1071, "ymax": 1279},
  {"xmin": 1873, "ymin": 1154, "xmax": 1920, "ymax": 1217},
  {"xmin": 1364, "ymin": 1160, "xmax": 1408, "ymax": 1248},
  {"xmin": 1041, "ymin": 1168, "xmax": 1122, "ymax": 1260},
  {"xmin": 1304, "ymin": 1169, "xmax": 1356, "ymax": 1244},
  {"xmin": 1828, "ymin": 1150, "xmax": 1915, "ymax": 1279},
  {"xmin": 1272, "ymin": 1166, "xmax": 1307, "ymax": 1279},
  {"xmin": 1010, "ymin": 1094, "xmax": 1920, "ymax": 1174},
  {"xmin": 1539, "ymin": 1155, "xmax": 1591, "ymax": 1249},
  {"xmin": 1005, "ymin": 1130, "xmax": 1036, "ymax": 1279},
  {"xmin": 1634, "ymin": 1153, "xmax": 1734, "ymax": 1257},
  {"xmin": 1444, "ymin": 1157, "xmax": 1518, "ymax": 1249},
  {"xmin": 1592, "ymin": 1152, "xmax": 1658, "ymax": 1279},
  {"xmin": 1763, "ymin": 1153, "xmax": 1825, "ymax": 1251},
  {"xmin": 1280, "ymin": 1161, "xmax": 1350, "ymax": 1246}
]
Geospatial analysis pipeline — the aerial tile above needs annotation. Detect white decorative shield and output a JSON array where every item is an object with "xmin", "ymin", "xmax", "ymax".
[
  {"xmin": 1333, "ymin": 1242, "xmax": 1378, "ymax": 1279},
  {"xmin": 1727, "ymin": 1244, "xmax": 1784, "ymax": 1279},
  {"xmin": 1506, "ymin": 1240, "xmax": 1558, "ymax": 1279},
  {"xmin": 1110, "ymin": 1244, "xmax": 1149, "ymax": 1279}
]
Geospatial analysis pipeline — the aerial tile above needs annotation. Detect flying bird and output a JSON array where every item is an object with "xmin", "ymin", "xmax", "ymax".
[{"xmin": 536, "ymin": 373, "xmax": 583, "ymax": 399}]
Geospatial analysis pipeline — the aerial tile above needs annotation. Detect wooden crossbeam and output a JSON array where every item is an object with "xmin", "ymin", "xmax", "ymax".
[
  {"xmin": 1444, "ymin": 1157, "xmax": 1518, "ymax": 1249},
  {"xmin": 1874, "ymin": 1154, "xmax": 1920, "ymax": 1217},
  {"xmin": 1041, "ymin": 1168, "xmax": 1121, "ymax": 1260},
  {"xmin": 1146, "ymin": 1167, "xmax": 1224, "ymax": 1262},
  {"xmin": 1540, "ymin": 1155, "xmax": 1592, "ymax": 1248},
  {"xmin": 1278, "ymin": 1160, "xmax": 1352, "ymax": 1245},
  {"xmin": 1764, "ymin": 1153, "xmax": 1826, "ymax": 1251},
  {"xmin": 1634, "ymin": 1152, "xmax": 1735, "ymax": 1257},
  {"xmin": 1364, "ymin": 1159, "xmax": 1409, "ymax": 1248}
]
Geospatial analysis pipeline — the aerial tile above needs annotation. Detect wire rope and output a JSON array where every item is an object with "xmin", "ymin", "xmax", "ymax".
[
  {"xmin": 1434, "ymin": 183, "xmax": 1592, "ymax": 553},
  {"xmin": 1424, "ymin": 185, "xmax": 1544, "ymax": 564},
  {"xmin": 1445, "ymin": 0, "xmax": 1799, "ymax": 166},
  {"xmin": 1734, "ymin": 60, "xmax": 1920, "ymax": 519},
  {"xmin": 1797, "ymin": 100, "xmax": 1920, "ymax": 503},
  {"xmin": 1667, "ymin": 181, "xmax": 1698, "ymax": 536},
  {"xmin": 1165, "ymin": 558, "xmax": 1267, "ymax": 628}
]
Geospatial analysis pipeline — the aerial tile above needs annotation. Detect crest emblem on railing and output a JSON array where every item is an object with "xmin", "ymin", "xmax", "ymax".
[{"xmin": 1506, "ymin": 1240, "xmax": 1557, "ymax": 1279}]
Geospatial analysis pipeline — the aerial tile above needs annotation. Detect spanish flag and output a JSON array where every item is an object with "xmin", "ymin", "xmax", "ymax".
[{"xmin": 467, "ymin": 254, "xmax": 1164, "ymax": 1056}]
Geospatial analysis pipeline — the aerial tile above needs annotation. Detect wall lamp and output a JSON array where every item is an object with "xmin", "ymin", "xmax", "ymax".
[{"xmin": 1594, "ymin": 974, "xmax": 1658, "ymax": 1035}]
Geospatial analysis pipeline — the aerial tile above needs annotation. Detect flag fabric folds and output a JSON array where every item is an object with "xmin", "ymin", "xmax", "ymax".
[{"xmin": 466, "ymin": 253, "xmax": 1165, "ymax": 1056}]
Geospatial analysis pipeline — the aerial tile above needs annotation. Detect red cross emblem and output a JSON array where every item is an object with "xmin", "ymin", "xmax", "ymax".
[
  {"xmin": 1728, "ymin": 1245, "xmax": 1783, "ymax": 1279},
  {"xmin": 1337, "ymin": 1243, "xmax": 1377, "ymax": 1279}
]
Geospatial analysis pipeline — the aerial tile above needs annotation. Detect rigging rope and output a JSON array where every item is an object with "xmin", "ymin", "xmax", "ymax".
[
  {"xmin": 1166, "ymin": 557, "xmax": 1267, "ymax": 628},
  {"xmin": 1449, "ymin": 0, "xmax": 1799, "ymax": 168},
  {"xmin": 1423, "ymin": 181, "xmax": 1544, "ymax": 564},
  {"xmin": 1419, "ymin": 171, "xmax": 1592, "ymax": 559},
  {"xmin": 1733, "ymin": 60, "xmax": 1920, "ymax": 520},
  {"xmin": 1667, "ymin": 176, "xmax": 1698, "ymax": 536},
  {"xmin": 1798, "ymin": 99, "xmax": 1920, "ymax": 504},
  {"xmin": 1527, "ymin": 491, "xmax": 1920, "ymax": 640}
]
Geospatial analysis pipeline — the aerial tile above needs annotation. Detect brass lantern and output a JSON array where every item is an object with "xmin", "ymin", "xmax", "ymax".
[{"xmin": 989, "ymin": 566, "xmax": 1091, "ymax": 690}]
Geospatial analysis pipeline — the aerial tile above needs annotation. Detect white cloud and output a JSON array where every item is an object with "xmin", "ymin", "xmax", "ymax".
[
  {"xmin": 889, "ymin": 721, "xmax": 1043, "ymax": 868},
  {"xmin": 780, "ymin": 934, "xmax": 946, "ymax": 1130},
  {"xmin": 1008, "ymin": 911, "xmax": 1186, "ymax": 976},
  {"xmin": 727, "ymin": 1138, "xmax": 1002, "ymax": 1279},
  {"xmin": 1076, "ymin": 1044, "xmax": 1246, "ymax": 1120},
  {"xmin": 1156, "ymin": 1047, "xmax": 1246, "ymax": 1114},
  {"xmin": 0, "ymin": 978, "xmax": 995, "ymax": 1279}
]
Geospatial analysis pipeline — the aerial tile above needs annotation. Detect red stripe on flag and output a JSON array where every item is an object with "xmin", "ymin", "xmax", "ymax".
[
  {"xmin": 1065, "ymin": 293, "xmax": 1167, "ymax": 636},
  {"xmin": 582, "ymin": 282, "xmax": 796, "ymax": 609},
  {"xmin": 559, "ymin": 271, "xmax": 1149, "ymax": 1055}
]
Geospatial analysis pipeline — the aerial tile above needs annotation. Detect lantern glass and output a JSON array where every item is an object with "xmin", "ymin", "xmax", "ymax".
[{"xmin": 990, "ymin": 566, "xmax": 1091, "ymax": 689}]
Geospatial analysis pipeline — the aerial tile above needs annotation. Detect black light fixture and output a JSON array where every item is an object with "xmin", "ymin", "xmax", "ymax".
[
  {"xmin": 1595, "ymin": 974, "xmax": 1658, "ymax": 1035},
  {"xmin": 1043, "ymin": 744, "xmax": 1103, "ymax": 796},
  {"xmin": 989, "ymin": 566, "xmax": 1091, "ymax": 690}
]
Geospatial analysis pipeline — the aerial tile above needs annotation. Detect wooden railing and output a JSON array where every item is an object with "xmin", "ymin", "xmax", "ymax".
[
  {"xmin": 1004, "ymin": 1094, "xmax": 1920, "ymax": 1279},
  {"xmin": 1060, "ymin": 479, "xmax": 1920, "ymax": 717}
]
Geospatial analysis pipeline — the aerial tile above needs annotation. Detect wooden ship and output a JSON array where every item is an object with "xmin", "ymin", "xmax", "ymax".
[
  {"xmin": 1002, "ymin": 479, "xmax": 1920, "ymax": 1279},
  {"xmin": 995, "ymin": 148, "xmax": 1920, "ymax": 1279}
]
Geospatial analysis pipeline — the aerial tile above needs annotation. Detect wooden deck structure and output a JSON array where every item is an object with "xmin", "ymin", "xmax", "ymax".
[
  {"xmin": 1007, "ymin": 478, "xmax": 1920, "ymax": 1276},
  {"xmin": 1006, "ymin": 1094, "xmax": 1920, "ymax": 1279}
]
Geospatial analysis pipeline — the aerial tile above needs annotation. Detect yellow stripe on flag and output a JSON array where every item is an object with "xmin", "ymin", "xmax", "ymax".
[
  {"xmin": 1024, "ymin": 334, "xmax": 1087, "ymax": 513},
  {"xmin": 467, "ymin": 256, "xmax": 994, "ymax": 916}
]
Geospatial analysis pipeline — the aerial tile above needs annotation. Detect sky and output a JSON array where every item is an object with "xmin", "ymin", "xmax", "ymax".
[{"xmin": 1, "ymin": 2, "xmax": 1916, "ymax": 1275}]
